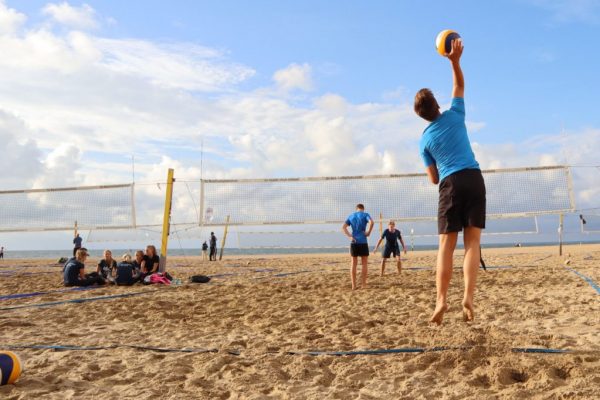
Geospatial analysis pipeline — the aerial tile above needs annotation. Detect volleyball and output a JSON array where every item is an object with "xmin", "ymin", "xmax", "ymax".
[
  {"xmin": 435, "ymin": 29, "xmax": 461, "ymax": 56},
  {"xmin": 0, "ymin": 351, "xmax": 22, "ymax": 385}
]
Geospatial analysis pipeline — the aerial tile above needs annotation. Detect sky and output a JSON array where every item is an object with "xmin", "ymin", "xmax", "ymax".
[{"xmin": 0, "ymin": 0, "xmax": 599, "ymax": 250}]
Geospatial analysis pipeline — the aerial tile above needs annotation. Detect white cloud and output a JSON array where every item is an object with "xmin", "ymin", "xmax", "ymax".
[
  {"xmin": 0, "ymin": 2, "xmax": 597, "ymax": 232},
  {"xmin": 42, "ymin": 2, "xmax": 98, "ymax": 30},
  {"xmin": 0, "ymin": 0, "xmax": 26, "ymax": 36},
  {"xmin": 273, "ymin": 63, "xmax": 314, "ymax": 92}
]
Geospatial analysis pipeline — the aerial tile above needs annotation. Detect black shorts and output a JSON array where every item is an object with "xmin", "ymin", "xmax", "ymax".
[
  {"xmin": 382, "ymin": 246, "xmax": 400, "ymax": 258},
  {"xmin": 438, "ymin": 169, "xmax": 486, "ymax": 234},
  {"xmin": 350, "ymin": 243, "xmax": 369, "ymax": 257}
]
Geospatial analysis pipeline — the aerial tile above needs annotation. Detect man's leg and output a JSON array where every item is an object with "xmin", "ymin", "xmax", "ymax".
[
  {"xmin": 462, "ymin": 226, "xmax": 482, "ymax": 322},
  {"xmin": 360, "ymin": 256, "xmax": 368, "ymax": 288},
  {"xmin": 397, "ymin": 251, "xmax": 402, "ymax": 274},
  {"xmin": 350, "ymin": 256, "xmax": 358, "ymax": 290},
  {"xmin": 431, "ymin": 232, "xmax": 458, "ymax": 325},
  {"xmin": 380, "ymin": 258, "xmax": 386, "ymax": 276}
]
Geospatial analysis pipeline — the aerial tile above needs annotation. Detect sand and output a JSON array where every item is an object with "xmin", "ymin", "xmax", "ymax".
[{"xmin": 1, "ymin": 244, "xmax": 599, "ymax": 399}]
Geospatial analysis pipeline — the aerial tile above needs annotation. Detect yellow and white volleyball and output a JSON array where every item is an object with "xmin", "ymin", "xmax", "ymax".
[
  {"xmin": 435, "ymin": 29, "xmax": 461, "ymax": 56},
  {"xmin": 0, "ymin": 351, "xmax": 22, "ymax": 385}
]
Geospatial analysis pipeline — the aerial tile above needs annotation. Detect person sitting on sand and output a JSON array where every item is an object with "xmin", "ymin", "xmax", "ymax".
[
  {"xmin": 132, "ymin": 250, "xmax": 144, "ymax": 278},
  {"xmin": 64, "ymin": 249, "xmax": 104, "ymax": 286},
  {"xmin": 97, "ymin": 249, "xmax": 117, "ymax": 284},
  {"xmin": 342, "ymin": 203, "xmax": 374, "ymax": 290},
  {"xmin": 374, "ymin": 220, "xmax": 407, "ymax": 276},
  {"xmin": 142, "ymin": 245, "xmax": 160, "ymax": 276},
  {"xmin": 115, "ymin": 254, "xmax": 137, "ymax": 286}
]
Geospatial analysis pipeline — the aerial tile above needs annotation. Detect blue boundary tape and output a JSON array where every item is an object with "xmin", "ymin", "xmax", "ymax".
[
  {"xmin": 0, "ymin": 286, "xmax": 100, "ymax": 301},
  {"xmin": 290, "ymin": 346, "xmax": 574, "ymax": 356},
  {"xmin": 565, "ymin": 267, "xmax": 600, "ymax": 294},
  {"xmin": 1, "ymin": 344, "xmax": 582, "ymax": 355},
  {"xmin": 1, "ymin": 344, "xmax": 218, "ymax": 353},
  {"xmin": 0, "ymin": 290, "xmax": 157, "ymax": 311}
]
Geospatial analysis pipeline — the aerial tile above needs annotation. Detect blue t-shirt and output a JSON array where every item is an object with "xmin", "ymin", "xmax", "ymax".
[
  {"xmin": 382, "ymin": 229, "xmax": 402, "ymax": 249},
  {"xmin": 64, "ymin": 259, "xmax": 84, "ymax": 285},
  {"xmin": 419, "ymin": 97, "xmax": 479, "ymax": 182},
  {"xmin": 345, "ymin": 211, "xmax": 372, "ymax": 244},
  {"xmin": 73, "ymin": 236, "xmax": 83, "ymax": 247}
]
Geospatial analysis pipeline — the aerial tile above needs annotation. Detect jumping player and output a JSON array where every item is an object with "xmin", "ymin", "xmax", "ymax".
[
  {"xmin": 342, "ymin": 204, "xmax": 374, "ymax": 290},
  {"xmin": 414, "ymin": 38, "xmax": 486, "ymax": 324},
  {"xmin": 374, "ymin": 220, "xmax": 407, "ymax": 276}
]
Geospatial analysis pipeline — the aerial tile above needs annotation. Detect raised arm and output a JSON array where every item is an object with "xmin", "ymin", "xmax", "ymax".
[{"xmin": 447, "ymin": 38, "xmax": 464, "ymax": 98}]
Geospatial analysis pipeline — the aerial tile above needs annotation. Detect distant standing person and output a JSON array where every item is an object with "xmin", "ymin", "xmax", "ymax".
[
  {"xmin": 0, "ymin": 246, "xmax": 4, "ymax": 259},
  {"xmin": 209, "ymin": 232, "xmax": 217, "ymax": 261},
  {"xmin": 73, "ymin": 233, "xmax": 83, "ymax": 256},
  {"xmin": 342, "ymin": 204, "xmax": 374, "ymax": 290},
  {"xmin": 374, "ymin": 220, "xmax": 407, "ymax": 276},
  {"xmin": 201, "ymin": 241, "xmax": 208, "ymax": 261}
]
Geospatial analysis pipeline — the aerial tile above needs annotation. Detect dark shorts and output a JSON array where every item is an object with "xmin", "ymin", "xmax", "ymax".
[
  {"xmin": 438, "ymin": 169, "xmax": 486, "ymax": 234},
  {"xmin": 382, "ymin": 246, "xmax": 400, "ymax": 258},
  {"xmin": 350, "ymin": 242, "xmax": 369, "ymax": 257}
]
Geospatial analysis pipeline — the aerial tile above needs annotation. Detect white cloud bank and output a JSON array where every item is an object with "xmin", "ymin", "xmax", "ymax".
[{"xmin": 0, "ymin": 1, "xmax": 597, "ymax": 229}]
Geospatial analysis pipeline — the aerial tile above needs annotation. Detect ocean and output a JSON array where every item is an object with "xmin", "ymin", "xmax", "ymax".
[{"xmin": 0, "ymin": 241, "xmax": 597, "ymax": 260}]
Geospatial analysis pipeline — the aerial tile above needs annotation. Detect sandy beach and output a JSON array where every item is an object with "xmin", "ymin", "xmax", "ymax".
[{"xmin": 1, "ymin": 244, "xmax": 599, "ymax": 399}]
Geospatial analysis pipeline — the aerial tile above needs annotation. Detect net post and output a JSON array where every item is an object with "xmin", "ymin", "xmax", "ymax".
[
  {"xmin": 219, "ymin": 215, "xmax": 230, "ymax": 261},
  {"xmin": 160, "ymin": 168, "xmax": 175, "ymax": 272},
  {"xmin": 74, "ymin": 220, "xmax": 78, "ymax": 238},
  {"xmin": 558, "ymin": 214, "xmax": 564, "ymax": 256}
]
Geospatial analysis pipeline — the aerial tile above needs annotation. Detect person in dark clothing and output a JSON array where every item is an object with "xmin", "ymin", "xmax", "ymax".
[
  {"xmin": 374, "ymin": 220, "xmax": 407, "ymax": 276},
  {"xmin": 141, "ymin": 245, "xmax": 160, "ymax": 281},
  {"xmin": 97, "ymin": 249, "xmax": 117, "ymax": 284},
  {"xmin": 115, "ymin": 254, "xmax": 137, "ymax": 286},
  {"xmin": 209, "ymin": 233, "xmax": 217, "ymax": 261},
  {"xmin": 202, "ymin": 241, "xmax": 208, "ymax": 261},
  {"xmin": 64, "ymin": 249, "xmax": 104, "ymax": 286},
  {"xmin": 73, "ymin": 233, "xmax": 83, "ymax": 257}
]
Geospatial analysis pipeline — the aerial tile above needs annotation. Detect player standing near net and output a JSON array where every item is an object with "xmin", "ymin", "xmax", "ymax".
[
  {"xmin": 373, "ymin": 220, "xmax": 407, "ymax": 276},
  {"xmin": 414, "ymin": 38, "xmax": 486, "ymax": 324},
  {"xmin": 342, "ymin": 204, "xmax": 374, "ymax": 290}
]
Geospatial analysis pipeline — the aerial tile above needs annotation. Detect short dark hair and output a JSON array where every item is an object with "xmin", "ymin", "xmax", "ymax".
[
  {"xmin": 356, "ymin": 203, "xmax": 365, "ymax": 210},
  {"xmin": 414, "ymin": 88, "xmax": 440, "ymax": 122}
]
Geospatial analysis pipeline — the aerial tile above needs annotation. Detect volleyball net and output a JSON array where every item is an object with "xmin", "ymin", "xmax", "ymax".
[
  {"xmin": 580, "ymin": 213, "xmax": 600, "ymax": 234},
  {"xmin": 0, "ymin": 166, "xmax": 576, "ymax": 248},
  {"xmin": 0, "ymin": 184, "xmax": 135, "ymax": 232},
  {"xmin": 201, "ymin": 166, "xmax": 574, "ymax": 225}
]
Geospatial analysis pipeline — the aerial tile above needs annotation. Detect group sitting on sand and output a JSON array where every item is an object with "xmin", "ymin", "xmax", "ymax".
[{"xmin": 63, "ymin": 245, "xmax": 170, "ymax": 287}]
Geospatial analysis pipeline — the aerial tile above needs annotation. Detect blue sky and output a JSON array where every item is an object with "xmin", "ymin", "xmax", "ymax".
[{"xmin": 0, "ymin": 0, "xmax": 599, "ymax": 249}]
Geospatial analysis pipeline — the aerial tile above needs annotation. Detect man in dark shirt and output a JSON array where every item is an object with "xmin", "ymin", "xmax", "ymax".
[
  {"xmin": 209, "ymin": 232, "xmax": 217, "ymax": 261},
  {"xmin": 73, "ymin": 233, "xmax": 83, "ymax": 257},
  {"xmin": 374, "ymin": 220, "xmax": 407, "ymax": 276}
]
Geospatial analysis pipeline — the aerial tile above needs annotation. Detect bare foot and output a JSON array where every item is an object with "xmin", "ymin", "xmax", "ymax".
[
  {"xmin": 430, "ymin": 303, "xmax": 448, "ymax": 325},
  {"xmin": 462, "ymin": 301, "xmax": 474, "ymax": 322}
]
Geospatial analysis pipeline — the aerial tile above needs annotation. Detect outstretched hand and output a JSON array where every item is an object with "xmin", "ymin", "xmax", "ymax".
[{"xmin": 446, "ymin": 38, "xmax": 463, "ymax": 62}]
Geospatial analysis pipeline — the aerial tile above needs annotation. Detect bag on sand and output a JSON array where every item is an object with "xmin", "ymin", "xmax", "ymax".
[
  {"xmin": 144, "ymin": 273, "xmax": 171, "ymax": 285},
  {"xmin": 190, "ymin": 275, "xmax": 211, "ymax": 283}
]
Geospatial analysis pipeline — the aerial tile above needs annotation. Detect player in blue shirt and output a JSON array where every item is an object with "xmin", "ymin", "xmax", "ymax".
[
  {"xmin": 342, "ymin": 203, "xmax": 374, "ymax": 290},
  {"xmin": 414, "ymin": 38, "xmax": 486, "ymax": 325},
  {"xmin": 374, "ymin": 220, "xmax": 407, "ymax": 276}
]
